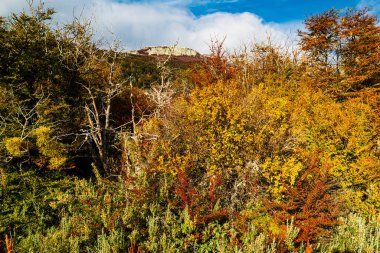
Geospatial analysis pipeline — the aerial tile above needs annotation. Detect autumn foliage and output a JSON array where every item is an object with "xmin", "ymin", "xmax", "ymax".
[{"xmin": 0, "ymin": 4, "xmax": 379, "ymax": 253}]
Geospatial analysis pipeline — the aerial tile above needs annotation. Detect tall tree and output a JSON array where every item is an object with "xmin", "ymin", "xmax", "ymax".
[
  {"xmin": 299, "ymin": 8, "xmax": 380, "ymax": 91},
  {"xmin": 299, "ymin": 9, "xmax": 340, "ymax": 68},
  {"xmin": 0, "ymin": 4, "xmax": 76, "ymax": 170},
  {"xmin": 340, "ymin": 8, "xmax": 380, "ymax": 89}
]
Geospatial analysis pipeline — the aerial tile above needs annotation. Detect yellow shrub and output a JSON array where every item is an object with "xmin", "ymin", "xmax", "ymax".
[
  {"xmin": 4, "ymin": 137, "xmax": 26, "ymax": 157},
  {"xmin": 34, "ymin": 127, "xmax": 69, "ymax": 170}
]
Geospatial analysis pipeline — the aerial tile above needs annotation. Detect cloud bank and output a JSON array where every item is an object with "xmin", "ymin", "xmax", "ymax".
[{"xmin": 1, "ymin": 0, "xmax": 300, "ymax": 53}]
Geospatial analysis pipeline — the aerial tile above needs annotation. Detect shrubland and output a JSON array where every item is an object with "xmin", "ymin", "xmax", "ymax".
[{"xmin": 0, "ymin": 4, "xmax": 379, "ymax": 253}]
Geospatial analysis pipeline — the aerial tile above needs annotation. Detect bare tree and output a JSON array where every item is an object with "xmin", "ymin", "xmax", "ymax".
[
  {"xmin": 146, "ymin": 45, "xmax": 176, "ymax": 117},
  {"xmin": 59, "ymin": 19, "xmax": 130, "ymax": 176}
]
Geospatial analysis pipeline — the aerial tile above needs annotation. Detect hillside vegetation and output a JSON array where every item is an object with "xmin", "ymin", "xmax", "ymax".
[{"xmin": 0, "ymin": 4, "xmax": 379, "ymax": 253}]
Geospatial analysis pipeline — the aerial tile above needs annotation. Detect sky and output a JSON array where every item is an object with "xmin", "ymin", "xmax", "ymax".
[{"xmin": 1, "ymin": 0, "xmax": 379, "ymax": 53}]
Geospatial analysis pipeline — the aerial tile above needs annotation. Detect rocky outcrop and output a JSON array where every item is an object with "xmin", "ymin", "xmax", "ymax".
[
  {"xmin": 131, "ymin": 46, "xmax": 200, "ymax": 57},
  {"xmin": 130, "ymin": 46, "xmax": 202, "ymax": 63}
]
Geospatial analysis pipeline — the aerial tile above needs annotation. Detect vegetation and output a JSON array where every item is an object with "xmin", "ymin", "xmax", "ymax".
[{"xmin": 0, "ymin": 4, "xmax": 379, "ymax": 253}]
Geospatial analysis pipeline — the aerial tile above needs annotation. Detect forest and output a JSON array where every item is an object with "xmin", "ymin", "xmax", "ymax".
[{"xmin": 0, "ymin": 3, "xmax": 379, "ymax": 253}]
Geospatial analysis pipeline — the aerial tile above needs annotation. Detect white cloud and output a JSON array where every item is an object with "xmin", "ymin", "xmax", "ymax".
[
  {"xmin": 0, "ymin": 0, "xmax": 29, "ymax": 16},
  {"xmin": 0, "ymin": 0, "xmax": 300, "ymax": 53}
]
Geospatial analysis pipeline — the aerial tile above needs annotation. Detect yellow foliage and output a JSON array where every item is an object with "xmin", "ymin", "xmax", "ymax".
[
  {"xmin": 34, "ymin": 126, "xmax": 69, "ymax": 170},
  {"xmin": 35, "ymin": 126, "xmax": 52, "ymax": 150},
  {"xmin": 261, "ymin": 156, "xmax": 303, "ymax": 197},
  {"xmin": 48, "ymin": 157, "xmax": 68, "ymax": 170},
  {"xmin": 290, "ymin": 86, "xmax": 379, "ymax": 212},
  {"xmin": 4, "ymin": 137, "xmax": 26, "ymax": 157},
  {"xmin": 143, "ymin": 81, "xmax": 256, "ymax": 175},
  {"xmin": 139, "ymin": 73, "xmax": 379, "ymax": 213}
]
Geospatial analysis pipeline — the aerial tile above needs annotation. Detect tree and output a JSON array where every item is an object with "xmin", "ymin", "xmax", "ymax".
[
  {"xmin": 59, "ymin": 19, "xmax": 127, "ymax": 176},
  {"xmin": 0, "ymin": 3, "xmax": 75, "ymax": 170},
  {"xmin": 340, "ymin": 8, "xmax": 380, "ymax": 89},
  {"xmin": 190, "ymin": 38, "xmax": 238, "ymax": 86},
  {"xmin": 299, "ymin": 8, "xmax": 380, "ymax": 90},
  {"xmin": 299, "ymin": 9, "xmax": 340, "ymax": 68}
]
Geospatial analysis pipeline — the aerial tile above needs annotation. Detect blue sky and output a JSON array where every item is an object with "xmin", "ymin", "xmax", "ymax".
[
  {"xmin": 188, "ymin": 0, "xmax": 361, "ymax": 22},
  {"xmin": 1, "ymin": 0, "xmax": 379, "ymax": 53}
]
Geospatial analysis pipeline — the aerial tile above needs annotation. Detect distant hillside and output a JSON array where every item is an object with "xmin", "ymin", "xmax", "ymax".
[{"xmin": 123, "ymin": 46, "xmax": 201, "ymax": 89}]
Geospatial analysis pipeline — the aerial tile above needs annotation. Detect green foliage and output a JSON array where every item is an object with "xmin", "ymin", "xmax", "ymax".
[
  {"xmin": 0, "ymin": 3, "xmax": 83, "ymax": 173},
  {"xmin": 0, "ymin": 166, "xmax": 75, "ymax": 241},
  {"xmin": 319, "ymin": 213, "xmax": 380, "ymax": 253}
]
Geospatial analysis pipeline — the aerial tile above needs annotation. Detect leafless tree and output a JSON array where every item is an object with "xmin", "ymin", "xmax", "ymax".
[
  {"xmin": 58, "ymin": 19, "xmax": 131, "ymax": 176},
  {"xmin": 145, "ymin": 45, "xmax": 177, "ymax": 118}
]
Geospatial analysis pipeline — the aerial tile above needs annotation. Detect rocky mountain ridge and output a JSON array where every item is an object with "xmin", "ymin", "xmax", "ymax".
[{"xmin": 130, "ymin": 46, "xmax": 202, "ymax": 63}]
